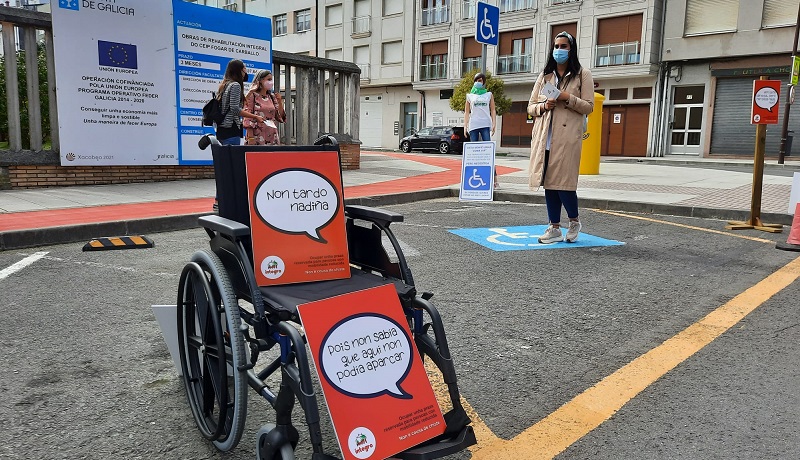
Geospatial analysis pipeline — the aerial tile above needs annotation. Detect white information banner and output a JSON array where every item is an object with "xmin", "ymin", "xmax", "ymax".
[
  {"xmin": 459, "ymin": 141, "xmax": 495, "ymax": 201},
  {"xmin": 51, "ymin": 0, "xmax": 178, "ymax": 165}
]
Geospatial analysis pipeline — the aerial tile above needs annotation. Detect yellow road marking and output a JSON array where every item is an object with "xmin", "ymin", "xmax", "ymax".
[
  {"xmin": 471, "ymin": 255, "xmax": 800, "ymax": 459},
  {"xmin": 594, "ymin": 209, "xmax": 775, "ymax": 244},
  {"xmin": 424, "ymin": 360, "xmax": 500, "ymax": 452}
]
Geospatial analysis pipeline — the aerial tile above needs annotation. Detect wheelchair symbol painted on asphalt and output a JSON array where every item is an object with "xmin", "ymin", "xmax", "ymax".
[
  {"xmin": 475, "ymin": 1, "xmax": 499, "ymax": 46},
  {"xmin": 449, "ymin": 225, "xmax": 625, "ymax": 251}
]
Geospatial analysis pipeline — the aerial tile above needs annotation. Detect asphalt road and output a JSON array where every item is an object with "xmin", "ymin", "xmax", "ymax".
[{"xmin": 1, "ymin": 198, "xmax": 798, "ymax": 459}]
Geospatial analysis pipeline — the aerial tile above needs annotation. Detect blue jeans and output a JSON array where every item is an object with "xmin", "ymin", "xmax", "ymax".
[
  {"xmin": 542, "ymin": 150, "xmax": 579, "ymax": 222},
  {"xmin": 219, "ymin": 136, "xmax": 241, "ymax": 146},
  {"xmin": 469, "ymin": 127, "xmax": 491, "ymax": 142}
]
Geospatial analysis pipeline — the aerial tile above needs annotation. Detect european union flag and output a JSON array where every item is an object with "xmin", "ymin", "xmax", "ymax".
[{"xmin": 98, "ymin": 40, "xmax": 138, "ymax": 70}]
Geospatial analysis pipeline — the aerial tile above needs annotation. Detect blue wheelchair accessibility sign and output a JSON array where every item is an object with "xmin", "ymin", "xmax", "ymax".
[
  {"xmin": 449, "ymin": 226, "xmax": 625, "ymax": 251},
  {"xmin": 464, "ymin": 166, "xmax": 492, "ymax": 191},
  {"xmin": 475, "ymin": 1, "xmax": 499, "ymax": 46}
]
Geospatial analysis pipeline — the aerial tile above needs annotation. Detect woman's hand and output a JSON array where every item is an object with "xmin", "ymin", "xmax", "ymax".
[
  {"xmin": 556, "ymin": 91, "xmax": 570, "ymax": 102},
  {"xmin": 544, "ymin": 99, "xmax": 557, "ymax": 110}
]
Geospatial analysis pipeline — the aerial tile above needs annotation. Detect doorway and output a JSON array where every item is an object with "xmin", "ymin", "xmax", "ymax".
[
  {"xmin": 669, "ymin": 85, "xmax": 704, "ymax": 155},
  {"xmin": 402, "ymin": 102, "xmax": 418, "ymax": 139}
]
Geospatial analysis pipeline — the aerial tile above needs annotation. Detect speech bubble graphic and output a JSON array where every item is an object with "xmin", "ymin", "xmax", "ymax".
[
  {"xmin": 755, "ymin": 86, "xmax": 780, "ymax": 112},
  {"xmin": 253, "ymin": 168, "xmax": 340, "ymax": 243},
  {"xmin": 319, "ymin": 313, "xmax": 414, "ymax": 399}
]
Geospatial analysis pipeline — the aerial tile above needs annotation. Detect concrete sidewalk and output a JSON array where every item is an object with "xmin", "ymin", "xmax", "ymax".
[{"xmin": 1, "ymin": 150, "xmax": 798, "ymax": 250}]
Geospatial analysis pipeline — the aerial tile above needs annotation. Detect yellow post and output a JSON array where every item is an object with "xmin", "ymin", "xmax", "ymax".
[{"xmin": 580, "ymin": 92, "xmax": 605, "ymax": 175}]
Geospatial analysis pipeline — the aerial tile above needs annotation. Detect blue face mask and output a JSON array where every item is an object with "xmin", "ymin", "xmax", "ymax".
[
  {"xmin": 473, "ymin": 82, "xmax": 484, "ymax": 89},
  {"xmin": 553, "ymin": 48, "xmax": 569, "ymax": 64}
]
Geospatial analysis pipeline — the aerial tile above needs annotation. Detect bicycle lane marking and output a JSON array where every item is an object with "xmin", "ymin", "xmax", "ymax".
[
  {"xmin": 0, "ymin": 251, "xmax": 49, "ymax": 280},
  {"xmin": 470, "ymin": 255, "xmax": 800, "ymax": 459}
]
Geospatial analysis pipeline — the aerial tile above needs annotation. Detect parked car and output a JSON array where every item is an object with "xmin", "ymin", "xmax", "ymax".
[{"xmin": 399, "ymin": 126, "xmax": 466, "ymax": 154}]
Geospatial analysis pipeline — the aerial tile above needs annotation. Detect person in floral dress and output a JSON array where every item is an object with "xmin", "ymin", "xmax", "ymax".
[{"xmin": 244, "ymin": 70, "xmax": 286, "ymax": 145}]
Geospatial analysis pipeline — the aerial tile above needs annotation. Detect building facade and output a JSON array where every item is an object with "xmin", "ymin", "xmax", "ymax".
[{"xmin": 658, "ymin": 0, "xmax": 800, "ymax": 157}]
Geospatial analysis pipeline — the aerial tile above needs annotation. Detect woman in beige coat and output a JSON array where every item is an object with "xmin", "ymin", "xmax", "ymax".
[{"xmin": 528, "ymin": 31, "xmax": 594, "ymax": 244}]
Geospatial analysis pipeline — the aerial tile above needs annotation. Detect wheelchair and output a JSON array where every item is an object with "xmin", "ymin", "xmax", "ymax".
[{"xmin": 176, "ymin": 135, "xmax": 476, "ymax": 459}]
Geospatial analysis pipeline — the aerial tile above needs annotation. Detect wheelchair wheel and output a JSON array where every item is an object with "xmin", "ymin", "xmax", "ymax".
[
  {"xmin": 256, "ymin": 424, "xmax": 296, "ymax": 460},
  {"xmin": 177, "ymin": 249, "xmax": 248, "ymax": 452}
]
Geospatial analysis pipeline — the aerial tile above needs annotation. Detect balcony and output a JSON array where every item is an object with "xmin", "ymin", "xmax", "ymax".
[
  {"xmin": 223, "ymin": 1, "xmax": 238, "ymax": 12},
  {"xmin": 595, "ymin": 41, "xmax": 640, "ymax": 67},
  {"xmin": 462, "ymin": 0, "xmax": 476, "ymax": 19},
  {"xmin": 357, "ymin": 63, "xmax": 370, "ymax": 81},
  {"xmin": 420, "ymin": 61, "xmax": 448, "ymax": 80},
  {"xmin": 352, "ymin": 15, "xmax": 371, "ymax": 37},
  {"xmin": 500, "ymin": 0, "xmax": 535, "ymax": 12},
  {"xmin": 422, "ymin": 5, "xmax": 450, "ymax": 26},
  {"xmin": 462, "ymin": 57, "xmax": 481, "ymax": 76},
  {"xmin": 496, "ymin": 54, "xmax": 531, "ymax": 74},
  {"xmin": 551, "ymin": 0, "xmax": 579, "ymax": 4}
]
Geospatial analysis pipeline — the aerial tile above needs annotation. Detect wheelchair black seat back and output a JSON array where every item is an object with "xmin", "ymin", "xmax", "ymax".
[{"xmin": 176, "ymin": 140, "xmax": 475, "ymax": 459}]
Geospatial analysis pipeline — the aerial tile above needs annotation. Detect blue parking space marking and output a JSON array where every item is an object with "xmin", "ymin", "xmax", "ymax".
[{"xmin": 448, "ymin": 225, "xmax": 625, "ymax": 251}]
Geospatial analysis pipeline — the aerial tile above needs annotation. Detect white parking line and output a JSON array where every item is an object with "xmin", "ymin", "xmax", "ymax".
[{"xmin": 0, "ymin": 252, "xmax": 49, "ymax": 280}]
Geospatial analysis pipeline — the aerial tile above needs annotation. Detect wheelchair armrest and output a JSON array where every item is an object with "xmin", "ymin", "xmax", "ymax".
[
  {"xmin": 198, "ymin": 215, "xmax": 251, "ymax": 238},
  {"xmin": 345, "ymin": 205, "xmax": 403, "ymax": 227}
]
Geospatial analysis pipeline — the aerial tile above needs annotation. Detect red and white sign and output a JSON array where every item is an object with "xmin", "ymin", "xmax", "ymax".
[
  {"xmin": 751, "ymin": 80, "xmax": 781, "ymax": 124},
  {"xmin": 245, "ymin": 150, "xmax": 350, "ymax": 286},
  {"xmin": 298, "ymin": 284, "xmax": 446, "ymax": 460}
]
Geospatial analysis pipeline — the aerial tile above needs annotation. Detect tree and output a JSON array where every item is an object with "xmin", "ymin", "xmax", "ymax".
[
  {"xmin": 449, "ymin": 68, "xmax": 513, "ymax": 116},
  {"xmin": 0, "ymin": 41, "xmax": 50, "ymax": 149}
]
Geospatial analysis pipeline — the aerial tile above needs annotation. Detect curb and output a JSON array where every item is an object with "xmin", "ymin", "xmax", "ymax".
[{"xmin": 0, "ymin": 189, "xmax": 792, "ymax": 250}]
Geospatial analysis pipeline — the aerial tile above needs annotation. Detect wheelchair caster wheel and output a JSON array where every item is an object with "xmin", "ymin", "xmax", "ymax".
[{"xmin": 256, "ymin": 424, "xmax": 296, "ymax": 460}]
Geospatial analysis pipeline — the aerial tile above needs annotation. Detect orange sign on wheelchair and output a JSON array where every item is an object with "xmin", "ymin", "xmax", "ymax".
[
  {"xmin": 298, "ymin": 284, "xmax": 446, "ymax": 460},
  {"xmin": 246, "ymin": 150, "xmax": 350, "ymax": 286}
]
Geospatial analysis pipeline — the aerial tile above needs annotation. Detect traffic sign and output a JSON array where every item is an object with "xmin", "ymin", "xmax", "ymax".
[
  {"xmin": 792, "ymin": 56, "xmax": 800, "ymax": 86},
  {"xmin": 475, "ymin": 1, "xmax": 499, "ymax": 46}
]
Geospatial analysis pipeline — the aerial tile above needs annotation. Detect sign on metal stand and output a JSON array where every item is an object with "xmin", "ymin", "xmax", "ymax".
[
  {"xmin": 726, "ymin": 77, "xmax": 784, "ymax": 233},
  {"xmin": 475, "ymin": 1, "xmax": 499, "ymax": 74}
]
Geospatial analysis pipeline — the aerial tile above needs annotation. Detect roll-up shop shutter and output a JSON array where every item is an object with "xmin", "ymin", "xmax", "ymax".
[{"xmin": 710, "ymin": 76, "xmax": 800, "ymax": 156}]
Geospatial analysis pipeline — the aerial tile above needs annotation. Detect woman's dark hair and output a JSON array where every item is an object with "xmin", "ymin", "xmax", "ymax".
[
  {"xmin": 473, "ymin": 72, "xmax": 487, "ymax": 83},
  {"xmin": 543, "ymin": 31, "xmax": 582, "ymax": 84},
  {"xmin": 218, "ymin": 59, "xmax": 246, "ymax": 101}
]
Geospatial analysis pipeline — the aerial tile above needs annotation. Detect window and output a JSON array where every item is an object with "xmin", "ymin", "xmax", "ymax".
[
  {"xmin": 382, "ymin": 41, "xmax": 403, "ymax": 65},
  {"xmin": 462, "ymin": 0, "xmax": 476, "ymax": 19},
  {"xmin": 326, "ymin": 4, "xmax": 343, "ymax": 27},
  {"xmin": 763, "ymin": 0, "xmax": 800, "ymax": 28},
  {"xmin": 500, "ymin": 0, "xmax": 535, "ymax": 13},
  {"xmin": 462, "ymin": 36, "xmax": 481, "ymax": 76},
  {"xmin": 383, "ymin": 0, "xmax": 403, "ymax": 16},
  {"xmin": 685, "ymin": 0, "xmax": 738, "ymax": 35},
  {"xmin": 497, "ymin": 30, "xmax": 532, "ymax": 74},
  {"xmin": 420, "ymin": 40, "xmax": 448, "ymax": 80},
  {"xmin": 296, "ymin": 9, "xmax": 312, "ymax": 33},
  {"xmin": 608, "ymin": 88, "xmax": 628, "ymax": 100},
  {"xmin": 354, "ymin": 46, "xmax": 370, "ymax": 79},
  {"xmin": 274, "ymin": 14, "xmax": 288, "ymax": 36},
  {"xmin": 422, "ymin": 0, "xmax": 450, "ymax": 26},
  {"xmin": 353, "ymin": 0, "xmax": 371, "ymax": 34},
  {"xmin": 632, "ymin": 87, "xmax": 652, "ymax": 99},
  {"xmin": 325, "ymin": 48, "xmax": 343, "ymax": 61},
  {"xmin": 596, "ymin": 14, "xmax": 642, "ymax": 67}
]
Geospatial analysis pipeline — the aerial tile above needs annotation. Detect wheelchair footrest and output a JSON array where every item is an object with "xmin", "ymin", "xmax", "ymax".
[{"xmin": 392, "ymin": 425, "xmax": 477, "ymax": 460}]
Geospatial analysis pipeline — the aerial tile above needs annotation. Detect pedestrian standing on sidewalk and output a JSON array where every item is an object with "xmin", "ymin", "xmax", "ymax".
[
  {"xmin": 216, "ymin": 59, "xmax": 265, "ymax": 146},
  {"xmin": 243, "ymin": 69, "xmax": 286, "ymax": 146},
  {"xmin": 527, "ymin": 31, "xmax": 594, "ymax": 243},
  {"xmin": 464, "ymin": 72, "xmax": 499, "ymax": 188}
]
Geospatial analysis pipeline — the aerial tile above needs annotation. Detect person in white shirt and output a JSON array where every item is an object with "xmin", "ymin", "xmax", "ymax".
[{"xmin": 464, "ymin": 73, "xmax": 499, "ymax": 188}]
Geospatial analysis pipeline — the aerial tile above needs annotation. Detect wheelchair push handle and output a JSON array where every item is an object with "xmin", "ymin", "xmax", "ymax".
[{"xmin": 313, "ymin": 134, "xmax": 339, "ymax": 146}]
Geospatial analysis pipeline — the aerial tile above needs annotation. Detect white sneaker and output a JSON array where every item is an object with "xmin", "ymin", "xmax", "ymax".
[
  {"xmin": 538, "ymin": 225, "xmax": 563, "ymax": 244},
  {"xmin": 565, "ymin": 221, "xmax": 581, "ymax": 243}
]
